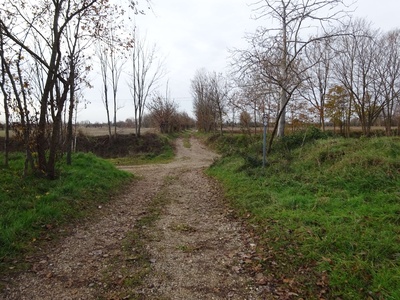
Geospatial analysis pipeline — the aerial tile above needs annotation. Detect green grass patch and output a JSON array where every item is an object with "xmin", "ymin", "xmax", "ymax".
[
  {"xmin": 176, "ymin": 244, "xmax": 197, "ymax": 253},
  {"xmin": 182, "ymin": 131, "xmax": 192, "ymax": 149},
  {"xmin": 207, "ymin": 132, "xmax": 400, "ymax": 299},
  {"xmin": 0, "ymin": 152, "xmax": 132, "ymax": 272},
  {"xmin": 169, "ymin": 222, "xmax": 196, "ymax": 233},
  {"xmin": 97, "ymin": 175, "xmax": 174, "ymax": 298},
  {"xmin": 109, "ymin": 134, "xmax": 175, "ymax": 166},
  {"xmin": 108, "ymin": 147, "xmax": 174, "ymax": 165}
]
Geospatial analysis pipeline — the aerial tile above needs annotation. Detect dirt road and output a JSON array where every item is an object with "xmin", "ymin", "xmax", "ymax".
[{"xmin": 2, "ymin": 138, "xmax": 265, "ymax": 299}]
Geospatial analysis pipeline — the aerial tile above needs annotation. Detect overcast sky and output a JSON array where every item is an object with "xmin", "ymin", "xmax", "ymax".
[{"xmin": 75, "ymin": 0, "xmax": 400, "ymax": 122}]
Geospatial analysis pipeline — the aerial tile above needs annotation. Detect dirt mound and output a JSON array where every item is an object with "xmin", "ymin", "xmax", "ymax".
[
  {"xmin": 0, "ymin": 133, "xmax": 171, "ymax": 158},
  {"xmin": 74, "ymin": 133, "xmax": 170, "ymax": 158}
]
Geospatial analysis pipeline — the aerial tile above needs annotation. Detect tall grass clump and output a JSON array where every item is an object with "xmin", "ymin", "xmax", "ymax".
[
  {"xmin": 0, "ymin": 152, "xmax": 132, "ymax": 270},
  {"xmin": 207, "ymin": 131, "xmax": 400, "ymax": 299}
]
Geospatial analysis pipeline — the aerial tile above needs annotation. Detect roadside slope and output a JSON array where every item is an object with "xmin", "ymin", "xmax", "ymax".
[{"xmin": 3, "ymin": 138, "xmax": 264, "ymax": 299}]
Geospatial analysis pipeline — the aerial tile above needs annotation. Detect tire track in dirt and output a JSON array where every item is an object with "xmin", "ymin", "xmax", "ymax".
[
  {"xmin": 2, "ymin": 138, "xmax": 264, "ymax": 299},
  {"xmin": 136, "ymin": 167, "xmax": 259, "ymax": 299}
]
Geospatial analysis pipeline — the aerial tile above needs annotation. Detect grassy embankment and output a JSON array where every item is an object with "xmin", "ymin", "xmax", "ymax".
[
  {"xmin": 108, "ymin": 134, "xmax": 175, "ymax": 166},
  {"xmin": 0, "ymin": 153, "xmax": 132, "ymax": 272},
  {"xmin": 0, "ymin": 133, "xmax": 175, "ymax": 274},
  {"xmin": 206, "ymin": 129, "xmax": 400, "ymax": 299}
]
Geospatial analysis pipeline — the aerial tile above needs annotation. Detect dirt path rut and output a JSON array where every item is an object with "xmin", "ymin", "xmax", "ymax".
[{"xmin": 3, "ymin": 138, "xmax": 264, "ymax": 299}]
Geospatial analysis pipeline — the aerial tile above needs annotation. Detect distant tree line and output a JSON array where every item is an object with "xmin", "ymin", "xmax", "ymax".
[
  {"xmin": 191, "ymin": 1, "xmax": 400, "ymax": 144},
  {"xmin": 191, "ymin": 69, "xmax": 228, "ymax": 135},
  {"xmin": 72, "ymin": 110, "xmax": 195, "ymax": 133},
  {"xmin": 147, "ymin": 91, "xmax": 195, "ymax": 133}
]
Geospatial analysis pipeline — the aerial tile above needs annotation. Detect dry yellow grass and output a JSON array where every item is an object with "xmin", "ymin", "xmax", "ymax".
[
  {"xmin": 0, "ymin": 127, "xmax": 157, "ymax": 138},
  {"xmin": 76, "ymin": 126, "xmax": 157, "ymax": 136}
]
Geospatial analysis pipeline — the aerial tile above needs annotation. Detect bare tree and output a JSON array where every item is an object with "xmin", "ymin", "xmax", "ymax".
[
  {"xmin": 0, "ymin": 24, "xmax": 35, "ymax": 174},
  {"xmin": 240, "ymin": 110, "xmax": 252, "ymax": 135},
  {"xmin": 147, "ymin": 90, "xmax": 178, "ymax": 134},
  {"xmin": 176, "ymin": 112, "xmax": 196, "ymax": 131},
  {"xmin": 333, "ymin": 19, "xmax": 384, "ymax": 136},
  {"xmin": 235, "ymin": 0, "xmax": 351, "ymax": 145},
  {"xmin": 395, "ymin": 104, "xmax": 400, "ymax": 134},
  {"xmin": 109, "ymin": 34, "xmax": 127, "ymax": 138},
  {"xmin": 0, "ymin": 0, "xmax": 141, "ymax": 178},
  {"xmin": 0, "ymin": 27, "xmax": 10, "ymax": 166},
  {"xmin": 229, "ymin": 66, "xmax": 281, "ymax": 136},
  {"xmin": 225, "ymin": 89, "xmax": 239, "ymax": 132},
  {"xmin": 208, "ymin": 72, "xmax": 229, "ymax": 135},
  {"xmin": 128, "ymin": 31, "xmax": 164, "ymax": 137},
  {"xmin": 375, "ymin": 30, "xmax": 400, "ymax": 136},
  {"xmin": 325, "ymin": 85, "xmax": 352, "ymax": 134},
  {"xmin": 97, "ymin": 42, "xmax": 113, "ymax": 140},
  {"xmin": 97, "ymin": 26, "xmax": 130, "ymax": 140},
  {"xmin": 64, "ymin": 11, "xmax": 95, "ymax": 165},
  {"xmin": 192, "ymin": 69, "xmax": 215, "ymax": 132},
  {"xmin": 299, "ymin": 37, "xmax": 335, "ymax": 131},
  {"xmin": 238, "ymin": 74, "xmax": 275, "ymax": 135},
  {"xmin": 191, "ymin": 69, "xmax": 229, "ymax": 134}
]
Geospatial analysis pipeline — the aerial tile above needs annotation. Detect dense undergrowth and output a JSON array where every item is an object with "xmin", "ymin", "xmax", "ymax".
[{"xmin": 206, "ymin": 128, "xmax": 400, "ymax": 299}]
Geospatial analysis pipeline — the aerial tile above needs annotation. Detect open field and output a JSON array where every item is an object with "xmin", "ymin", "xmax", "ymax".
[
  {"xmin": 0, "ymin": 127, "xmax": 158, "ymax": 138},
  {"xmin": 222, "ymin": 125, "xmax": 399, "ymax": 135},
  {"xmin": 75, "ymin": 126, "xmax": 157, "ymax": 136},
  {"xmin": 2, "ymin": 124, "xmax": 399, "ymax": 138}
]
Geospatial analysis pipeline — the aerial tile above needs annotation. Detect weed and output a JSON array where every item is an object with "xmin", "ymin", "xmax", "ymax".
[
  {"xmin": 182, "ymin": 131, "xmax": 192, "ymax": 149},
  {"xmin": 169, "ymin": 222, "xmax": 197, "ymax": 233},
  {"xmin": 176, "ymin": 244, "xmax": 197, "ymax": 253},
  {"xmin": 98, "ymin": 182, "xmax": 173, "ymax": 298},
  {"xmin": 207, "ymin": 135, "xmax": 400, "ymax": 299},
  {"xmin": 0, "ymin": 152, "xmax": 132, "ymax": 273}
]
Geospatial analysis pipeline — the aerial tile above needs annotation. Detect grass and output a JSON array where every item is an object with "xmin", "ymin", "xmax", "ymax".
[
  {"xmin": 108, "ymin": 134, "xmax": 175, "ymax": 166},
  {"xmin": 206, "ymin": 131, "xmax": 400, "ymax": 299},
  {"xmin": 0, "ymin": 152, "xmax": 133, "ymax": 273},
  {"xmin": 97, "ymin": 175, "xmax": 174, "ymax": 299},
  {"xmin": 0, "ymin": 132, "xmax": 177, "ymax": 275},
  {"xmin": 182, "ymin": 131, "xmax": 192, "ymax": 149},
  {"xmin": 108, "ymin": 146, "xmax": 174, "ymax": 165}
]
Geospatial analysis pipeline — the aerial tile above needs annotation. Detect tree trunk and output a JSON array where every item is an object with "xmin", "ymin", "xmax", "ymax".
[
  {"xmin": 113, "ymin": 89, "xmax": 117, "ymax": 139},
  {"xmin": 36, "ymin": 1, "xmax": 63, "ymax": 177},
  {"xmin": 345, "ymin": 95, "xmax": 352, "ymax": 137},
  {"xmin": 2, "ymin": 95, "xmax": 10, "ymax": 167},
  {"xmin": 254, "ymin": 108, "xmax": 257, "ymax": 135},
  {"xmin": 384, "ymin": 107, "xmax": 392, "ymax": 136},
  {"xmin": 267, "ymin": 96, "xmax": 291, "ymax": 154},
  {"xmin": 0, "ymin": 30, "xmax": 9, "ymax": 167},
  {"xmin": 219, "ymin": 113, "xmax": 223, "ymax": 136},
  {"xmin": 66, "ymin": 74, "xmax": 75, "ymax": 165},
  {"xmin": 277, "ymin": 9, "xmax": 288, "ymax": 138},
  {"xmin": 277, "ymin": 87, "xmax": 289, "ymax": 137},
  {"xmin": 47, "ymin": 83, "xmax": 70, "ymax": 179},
  {"xmin": 47, "ymin": 115, "xmax": 62, "ymax": 179},
  {"xmin": 104, "ymin": 84, "xmax": 112, "ymax": 142}
]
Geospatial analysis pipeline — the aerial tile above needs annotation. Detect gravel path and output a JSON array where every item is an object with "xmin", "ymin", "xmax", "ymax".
[{"xmin": 2, "ymin": 138, "xmax": 266, "ymax": 299}]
